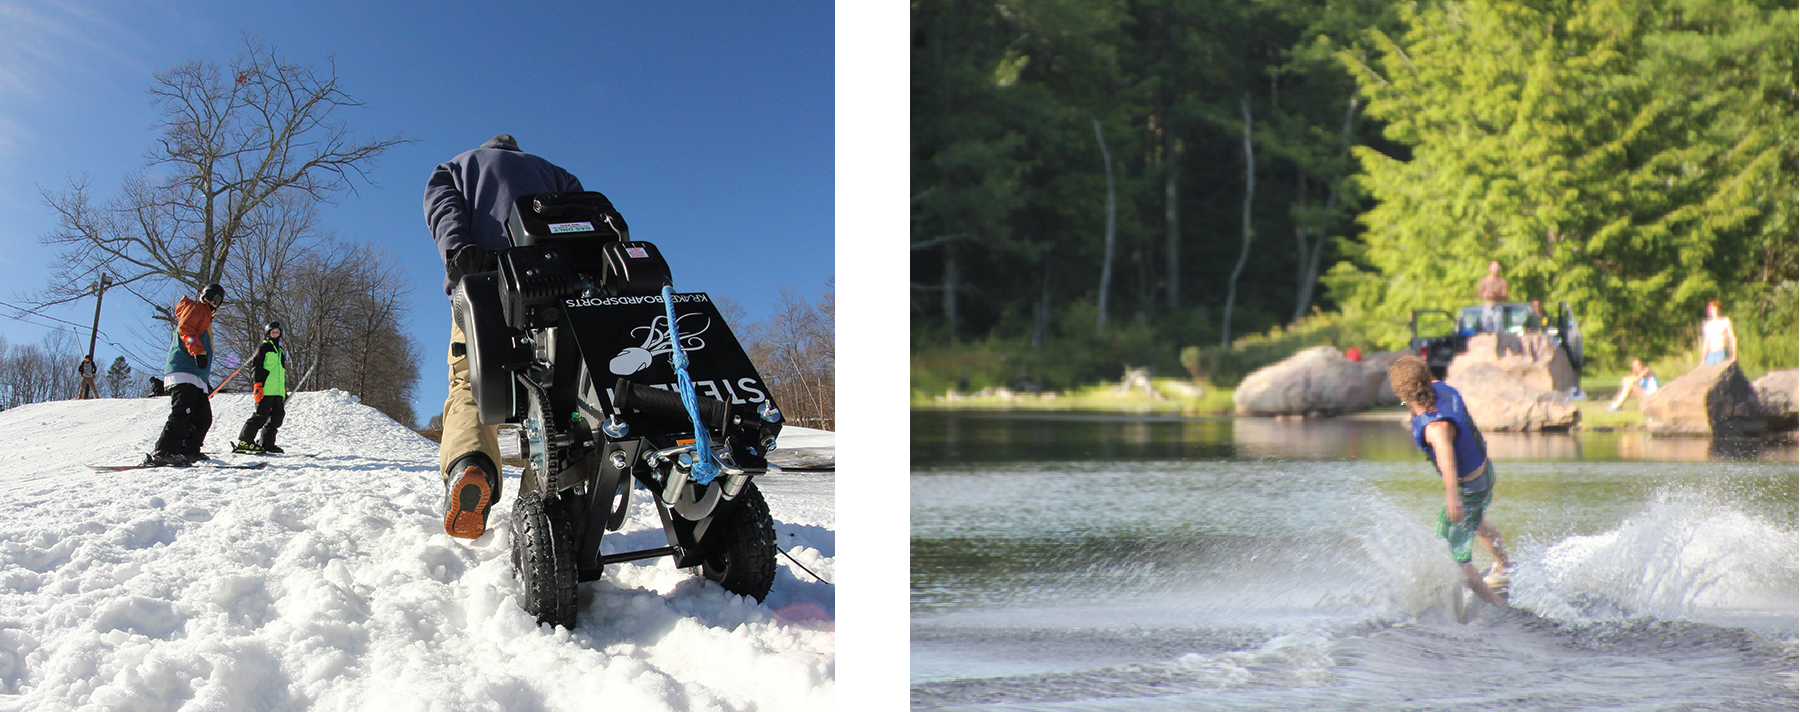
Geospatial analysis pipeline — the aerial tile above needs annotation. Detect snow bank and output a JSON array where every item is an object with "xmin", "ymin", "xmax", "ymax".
[{"xmin": 0, "ymin": 391, "xmax": 834, "ymax": 711}]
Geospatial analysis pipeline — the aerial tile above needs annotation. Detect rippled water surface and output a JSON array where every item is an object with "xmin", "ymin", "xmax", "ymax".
[{"xmin": 911, "ymin": 411, "xmax": 1798, "ymax": 710}]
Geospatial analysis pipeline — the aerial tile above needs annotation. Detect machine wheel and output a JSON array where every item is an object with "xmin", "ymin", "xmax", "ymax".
[
  {"xmin": 511, "ymin": 490, "xmax": 578, "ymax": 628},
  {"xmin": 698, "ymin": 481, "xmax": 777, "ymax": 601}
]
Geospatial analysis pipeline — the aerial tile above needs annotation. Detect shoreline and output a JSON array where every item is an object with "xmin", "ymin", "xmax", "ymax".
[{"xmin": 913, "ymin": 390, "xmax": 1796, "ymax": 440}]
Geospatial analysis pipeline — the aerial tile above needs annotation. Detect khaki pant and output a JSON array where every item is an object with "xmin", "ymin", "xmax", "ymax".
[{"xmin": 440, "ymin": 316, "xmax": 501, "ymax": 484}]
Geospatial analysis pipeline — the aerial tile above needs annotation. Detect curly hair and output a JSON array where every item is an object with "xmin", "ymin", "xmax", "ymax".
[{"xmin": 1389, "ymin": 355, "xmax": 1438, "ymax": 409}]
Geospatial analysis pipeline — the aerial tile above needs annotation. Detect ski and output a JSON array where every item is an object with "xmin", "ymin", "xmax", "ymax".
[{"xmin": 89, "ymin": 462, "xmax": 268, "ymax": 471}]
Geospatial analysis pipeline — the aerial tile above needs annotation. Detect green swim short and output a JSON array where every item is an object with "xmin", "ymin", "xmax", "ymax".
[{"xmin": 1435, "ymin": 461, "xmax": 1495, "ymax": 564}]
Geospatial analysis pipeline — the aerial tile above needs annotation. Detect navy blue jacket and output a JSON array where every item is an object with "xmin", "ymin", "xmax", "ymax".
[{"xmin": 424, "ymin": 146, "xmax": 583, "ymax": 294}]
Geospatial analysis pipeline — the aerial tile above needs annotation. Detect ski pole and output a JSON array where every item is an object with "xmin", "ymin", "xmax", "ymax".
[{"xmin": 208, "ymin": 357, "xmax": 249, "ymax": 398}]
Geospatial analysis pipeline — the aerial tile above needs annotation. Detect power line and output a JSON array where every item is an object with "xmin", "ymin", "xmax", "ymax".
[{"xmin": 0, "ymin": 298, "xmax": 160, "ymax": 370}]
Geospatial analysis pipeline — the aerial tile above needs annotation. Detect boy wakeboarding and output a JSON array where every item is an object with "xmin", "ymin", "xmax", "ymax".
[{"xmin": 1389, "ymin": 355, "xmax": 1513, "ymax": 606}]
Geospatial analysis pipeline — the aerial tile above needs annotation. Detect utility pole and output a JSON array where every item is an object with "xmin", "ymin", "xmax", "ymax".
[
  {"xmin": 76, "ymin": 274, "xmax": 111, "ymax": 399},
  {"xmin": 86, "ymin": 274, "xmax": 112, "ymax": 360}
]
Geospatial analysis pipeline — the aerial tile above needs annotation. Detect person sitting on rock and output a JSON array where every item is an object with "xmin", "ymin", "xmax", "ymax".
[{"xmin": 1607, "ymin": 358, "xmax": 1659, "ymax": 412}]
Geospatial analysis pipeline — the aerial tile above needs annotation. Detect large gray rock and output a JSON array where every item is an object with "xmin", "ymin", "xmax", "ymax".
[
  {"xmin": 1234, "ymin": 345, "xmax": 1386, "ymax": 416},
  {"xmin": 1752, "ymin": 370, "xmax": 1797, "ymax": 431},
  {"xmin": 1364, "ymin": 350, "xmax": 1407, "ymax": 405},
  {"xmin": 1447, "ymin": 333, "xmax": 1579, "ymax": 394},
  {"xmin": 1444, "ymin": 363, "xmax": 1581, "ymax": 431},
  {"xmin": 1642, "ymin": 362, "xmax": 1765, "ymax": 437}
]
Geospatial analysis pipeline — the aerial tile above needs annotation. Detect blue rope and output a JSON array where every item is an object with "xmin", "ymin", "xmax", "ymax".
[{"xmin": 663, "ymin": 286, "xmax": 721, "ymax": 485}]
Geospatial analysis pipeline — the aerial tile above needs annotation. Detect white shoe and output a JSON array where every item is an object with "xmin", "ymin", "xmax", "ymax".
[{"xmin": 1484, "ymin": 565, "xmax": 1511, "ymax": 590}]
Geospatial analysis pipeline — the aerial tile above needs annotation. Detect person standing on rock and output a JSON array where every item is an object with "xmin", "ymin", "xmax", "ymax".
[
  {"xmin": 1698, "ymin": 300, "xmax": 1737, "ymax": 366},
  {"xmin": 1389, "ymin": 354, "xmax": 1513, "ymax": 607},
  {"xmin": 1476, "ymin": 260, "xmax": 1509, "ymax": 333}
]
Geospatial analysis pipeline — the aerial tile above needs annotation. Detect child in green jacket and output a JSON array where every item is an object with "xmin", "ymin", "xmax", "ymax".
[{"xmin": 234, "ymin": 322, "xmax": 289, "ymax": 454}]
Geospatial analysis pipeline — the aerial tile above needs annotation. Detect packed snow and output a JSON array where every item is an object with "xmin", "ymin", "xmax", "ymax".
[{"xmin": 0, "ymin": 391, "xmax": 834, "ymax": 711}]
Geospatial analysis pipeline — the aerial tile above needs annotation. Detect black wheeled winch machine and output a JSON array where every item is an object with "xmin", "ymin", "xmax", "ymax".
[{"xmin": 454, "ymin": 191, "xmax": 784, "ymax": 628}]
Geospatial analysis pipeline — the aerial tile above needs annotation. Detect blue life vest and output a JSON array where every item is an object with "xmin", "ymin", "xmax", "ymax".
[{"xmin": 1409, "ymin": 381, "xmax": 1490, "ymax": 492}]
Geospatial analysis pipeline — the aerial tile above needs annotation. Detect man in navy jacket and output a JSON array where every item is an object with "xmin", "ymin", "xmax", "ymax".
[{"xmin": 424, "ymin": 134, "xmax": 584, "ymax": 539}]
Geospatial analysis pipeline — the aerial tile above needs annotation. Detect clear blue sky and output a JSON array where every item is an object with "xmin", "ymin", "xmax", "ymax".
[{"xmin": 0, "ymin": 1, "xmax": 836, "ymax": 426}]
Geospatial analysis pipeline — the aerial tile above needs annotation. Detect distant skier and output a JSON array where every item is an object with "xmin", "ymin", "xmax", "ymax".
[
  {"xmin": 76, "ymin": 356, "xmax": 99, "ymax": 399},
  {"xmin": 144, "ymin": 283, "xmax": 225, "ymax": 467},
  {"xmin": 232, "ymin": 322, "xmax": 289, "ymax": 455},
  {"xmin": 424, "ymin": 133, "xmax": 595, "ymax": 539}
]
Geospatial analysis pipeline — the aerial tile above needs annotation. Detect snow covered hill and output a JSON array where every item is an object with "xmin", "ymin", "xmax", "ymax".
[{"xmin": 0, "ymin": 391, "xmax": 834, "ymax": 711}]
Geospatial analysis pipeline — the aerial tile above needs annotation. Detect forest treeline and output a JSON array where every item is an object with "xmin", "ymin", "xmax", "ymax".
[{"xmin": 911, "ymin": 0, "xmax": 1796, "ymax": 394}]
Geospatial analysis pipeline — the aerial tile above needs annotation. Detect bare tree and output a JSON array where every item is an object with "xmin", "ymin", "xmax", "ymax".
[
  {"xmin": 1164, "ymin": 125, "xmax": 1182, "ymax": 310},
  {"xmin": 1290, "ymin": 97, "xmax": 1359, "ymax": 324},
  {"xmin": 44, "ymin": 330, "xmax": 80, "ymax": 400},
  {"xmin": 0, "ymin": 331, "xmax": 81, "ymax": 407},
  {"xmin": 0, "ymin": 336, "xmax": 9, "ymax": 406},
  {"xmin": 0, "ymin": 340, "xmax": 16, "ymax": 408},
  {"xmin": 35, "ymin": 35, "xmax": 408, "ymax": 322},
  {"xmin": 1093, "ymin": 117, "xmax": 1117, "ymax": 334},
  {"xmin": 217, "ymin": 190, "xmax": 322, "ymax": 349},
  {"xmin": 4, "ymin": 345, "xmax": 50, "ymax": 407},
  {"xmin": 1222, "ymin": 96, "xmax": 1255, "ymax": 346},
  {"xmin": 229, "ymin": 240, "xmax": 420, "ymax": 427},
  {"xmin": 745, "ymin": 283, "xmax": 835, "ymax": 431}
]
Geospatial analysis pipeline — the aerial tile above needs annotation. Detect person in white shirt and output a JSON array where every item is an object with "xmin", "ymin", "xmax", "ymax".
[{"xmin": 1698, "ymin": 300, "xmax": 1736, "ymax": 366}]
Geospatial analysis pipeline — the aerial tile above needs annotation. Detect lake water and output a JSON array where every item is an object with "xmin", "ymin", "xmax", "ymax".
[{"xmin": 911, "ymin": 411, "xmax": 1798, "ymax": 710}]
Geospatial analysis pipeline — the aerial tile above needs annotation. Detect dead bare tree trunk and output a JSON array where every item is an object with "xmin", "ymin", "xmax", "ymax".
[
  {"xmin": 944, "ymin": 241, "xmax": 959, "ymax": 341},
  {"xmin": 1164, "ymin": 126, "xmax": 1182, "ymax": 310},
  {"xmin": 1290, "ymin": 97, "xmax": 1359, "ymax": 324},
  {"xmin": 1034, "ymin": 252, "xmax": 1051, "ymax": 352},
  {"xmin": 1223, "ymin": 96, "xmax": 1255, "ymax": 346},
  {"xmin": 1094, "ymin": 117, "xmax": 1116, "ymax": 334}
]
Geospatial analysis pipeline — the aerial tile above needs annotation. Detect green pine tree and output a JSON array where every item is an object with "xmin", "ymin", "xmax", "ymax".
[{"xmin": 1328, "ymin": 0, "xmax": 1795, "ymax": 367}]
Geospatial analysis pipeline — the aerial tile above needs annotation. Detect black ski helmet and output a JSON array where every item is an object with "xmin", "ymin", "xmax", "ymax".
[
  {"xmin": 265, "ymin": 321, "xmax": 283, "ymax": 338},
  {"xmin": 199, "ymin": 283, "xmax": 225, "ymax": 306}
]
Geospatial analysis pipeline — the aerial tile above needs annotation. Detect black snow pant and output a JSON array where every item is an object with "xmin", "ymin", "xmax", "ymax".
[
  {"xmin": 155, "ymin": 383, "xmax": 212, "ymax": 456},
  {"xmin": 237, "ymin": 395, "xmax": 286, "ymax": 448}
]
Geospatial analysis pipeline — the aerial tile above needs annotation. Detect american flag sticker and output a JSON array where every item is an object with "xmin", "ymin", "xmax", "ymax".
[{"xmin": 627, "ymin": 247, "xmax": 649, "ymax": 259}]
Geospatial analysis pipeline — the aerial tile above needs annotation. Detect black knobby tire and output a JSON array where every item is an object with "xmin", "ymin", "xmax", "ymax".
[
  {"xmin": 699, "ymin": 481, "xmax": 777, "ymax": 601},
  {"xmin": 511, "ymin": 490, "xmax": 578, "ymax": 628}
]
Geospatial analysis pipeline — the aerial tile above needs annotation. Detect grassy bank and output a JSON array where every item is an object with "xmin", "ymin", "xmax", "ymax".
[
  {"xmin": 915, "ymin": 371, "xmax": 1674, "ymax": 433},
  {"xmin": 914, "ymin": 378, "xmax": 1238, "ymax": 416},
  {"xmin": 917, "ymin": 382, "xmax": 1659, "ymax": 434}
]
